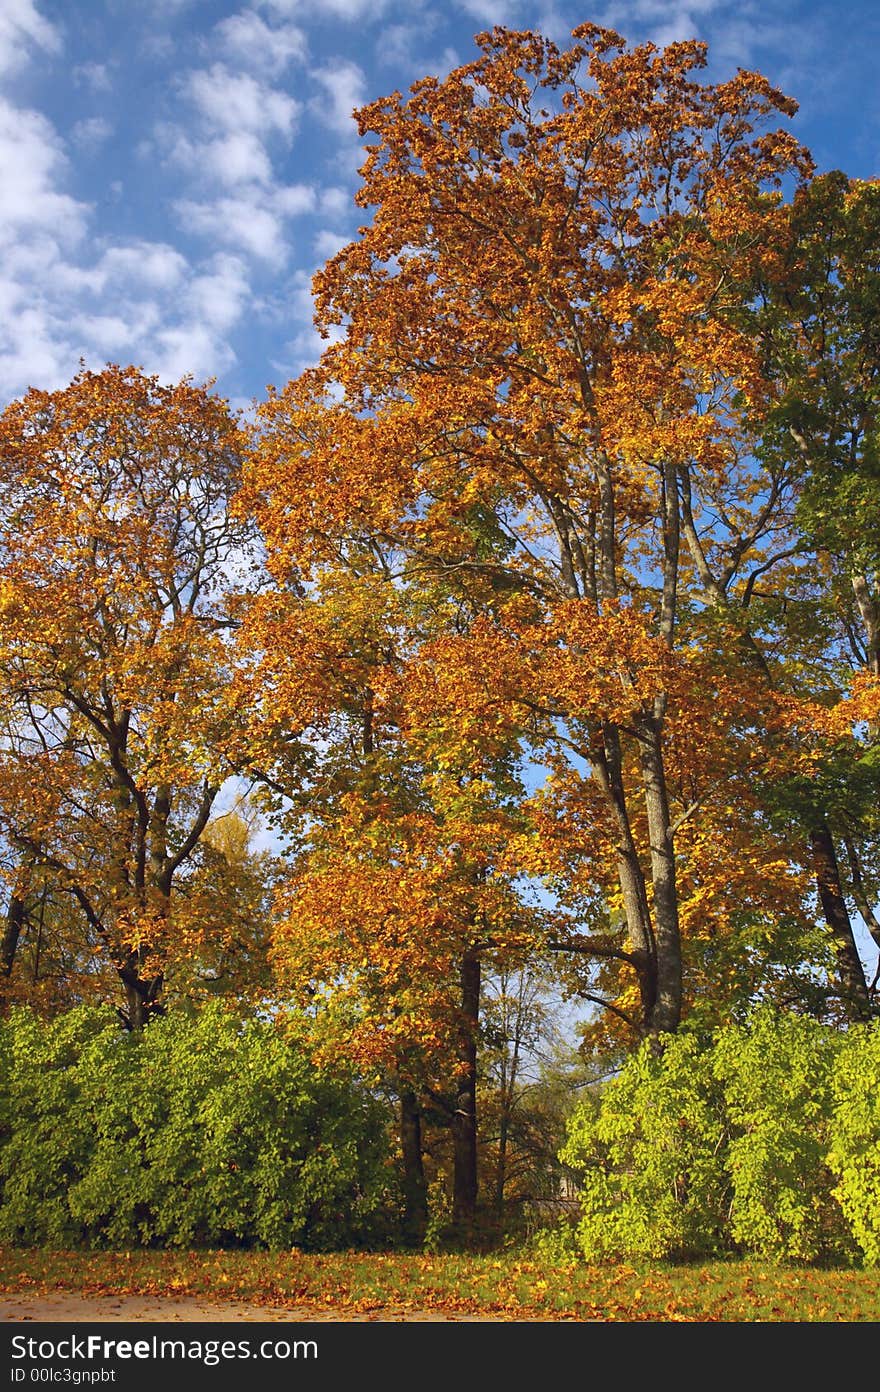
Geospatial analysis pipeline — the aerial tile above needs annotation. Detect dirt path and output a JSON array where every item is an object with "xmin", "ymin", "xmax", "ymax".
[{"xmin": 1, "ymin": 1291, "xmax": 501, "ymax": 1322}]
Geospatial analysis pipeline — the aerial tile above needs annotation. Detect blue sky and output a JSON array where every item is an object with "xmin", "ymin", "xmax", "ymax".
[{"xmin": 2, "ymin": 0, "xmax": 879, "ymax": 412}]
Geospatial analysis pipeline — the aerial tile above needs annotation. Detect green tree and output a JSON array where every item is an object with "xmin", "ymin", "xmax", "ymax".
[{"xmin": 750, "ymin": 172, "xmax": 880, "ymax": 1010}]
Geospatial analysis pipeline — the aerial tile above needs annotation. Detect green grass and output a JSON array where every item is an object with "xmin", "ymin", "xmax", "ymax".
[{"xmin": 1, "ymin": 1247, "xmax": 877, "ymax": 1321}]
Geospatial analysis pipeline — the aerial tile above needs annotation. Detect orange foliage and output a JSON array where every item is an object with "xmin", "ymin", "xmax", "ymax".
[{"xmin": 0, "ymin": 365, "xmax": 254, "ymax": 1024}]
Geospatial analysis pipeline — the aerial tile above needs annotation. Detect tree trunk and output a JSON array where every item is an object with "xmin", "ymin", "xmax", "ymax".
[
  {"xmin": 842, "ymin": 834, "xmax": 880, "ymax": 953},
  {"xmin": 494, "ymin": 1017, "xmax": 521, "ymax": 1218},
  {"xmin": 809, "ymin": 821, "xmax": 871, "ymax": 1020},
  {"xmin": 851, "ymin": 572, "xmax": 879, "ymax": 680},
  {"xmin": 1, "ymin": 894, "xmax": 27, "ymax": 980},
  {"xmin": 638, "ymin": 713, "xmax": 682, "ymax": 1038},
  {"xmin": 119, "ymin": 948, "xmax": 164, "ymax": 1031},
  {"xmin": 399, "ymin": 1088, "xmax": 428, "ymax": 1247},
  {"xmin": 451, "ymin": 950, "xmax": 480, "ymax": 1236},
  {"xmin": 593, "ymin": 723, "xmax": 658, "ymax": 1029}
]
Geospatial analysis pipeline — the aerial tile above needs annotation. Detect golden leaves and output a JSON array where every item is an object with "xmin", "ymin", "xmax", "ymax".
[{"xmin": 0, "ymin": 365, "xmax": 252, "ymax": 1012}]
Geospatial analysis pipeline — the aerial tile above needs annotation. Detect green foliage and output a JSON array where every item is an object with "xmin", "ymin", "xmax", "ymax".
[
  {"xmin": 0, "ymin": 1002, "xmax": 390, "ymax": 1250},
  {"xmin": 522, "ymin": 1216, "xmax": 581, "ymax": 1265},
  {"xmin": 0, "ymin": 1006, "xmax": 110, "ymax": 1245},
  {"xmin": 713, "ymin": 1009, "xmax": 854, "ymax": 1262},
  {"xmin": 560, "ymin": 1010, "xmax": 880, "ymax": 1266},
  {"xmin": 559, "ymin": 1033, "xmax": 729, "ymax": 1261},
  {"xmin": 827, "ymin": 1023, "xmax": 880, "ymax": 1266}
]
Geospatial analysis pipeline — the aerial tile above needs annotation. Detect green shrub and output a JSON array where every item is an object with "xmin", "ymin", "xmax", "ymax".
[
  {"xmin": 827, "ymin": 1023, "xmax": 880, "ymax": 1266},
  {"xmin": 0, "ymin": 1002, "xmax": 390, "ymax": 1249},
  {"xmin": 712, "ymin": 1008, "xmax": 854, "ymax": 1263},
  {"xmin": 559, "ymin": 1009, "xmax": 879, "ymax": 1267},
  {"xmin": 0, "ymin": 1006, "xmax": 113, "ymax": 1245},
  {"xmin": 559, "ymin": 1032, "xmax": 729, "ymax": 1261}
]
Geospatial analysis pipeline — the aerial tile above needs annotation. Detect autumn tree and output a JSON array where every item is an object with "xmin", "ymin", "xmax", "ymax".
[
  {"xmin": 233, "ymin": 550, "xmax": 540, "ymax": 1238},
  {"xmin": 0, "ymin": 365, "xmax": 255, "ymax": 1029},
  {"xmin": 249, "ymin": 24, "xmax": 823, "ymax": 1048}
]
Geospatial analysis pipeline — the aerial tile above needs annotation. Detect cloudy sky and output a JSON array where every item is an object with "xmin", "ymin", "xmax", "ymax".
[{"xmin": 2, "ymin": 0, "xmax": 879, "ymax": 411}]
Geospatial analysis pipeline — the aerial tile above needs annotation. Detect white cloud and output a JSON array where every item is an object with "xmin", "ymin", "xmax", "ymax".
[
  {"xmin": 139, "ymin": 0, "xmax": 199, "ymax": 10},
  {"xmin": 98, "ymin": 242, "xmax": 188, "ymax": 290},
  {"xmin": 0, "ymin": 28, "xmax": 260, "ymax": 407},
  {"xmin": 628, "ymin": 0, "xmax": 728, "ymax": 18},
  {"xmin": 0, "ymin": 237, "xmax": 251, "ymax": 401},
  {"xmin": 140, "ymin": 32, "xmax": 176, "ymax": 62},
  {"xmin": 0, "ymin": 0, "xmax": 60, "ymax": 77},
  {"xmin": 0, "ymin": 99, "xmax": 88, "ymax": 248},
  {"xmin": 214, "ymin": 9, "xmax": 307, "ymax": 76},
  {"xmin": 47, "ymin": 261, "xmax": 104, "ymax": 297},
  {"xmin": 311, "ymin": 60, "xmax": 367, "ymax": 134},
  {"xmin": 318, "ymin": 185, "xmax": 352, "ymax": 218},
  {"xmin": 157, "ymin": 51, "xmax": 315, "ymax": 271},
  {"xmin": 153, "ymin": 322, "xmax": 237, "ymax": 384},
  {"xmin": 2, "ymin": 232, "xmax": 65, "ymax": 284},
  {"xmin": 162, "ymin": 125, "xmax": 275, "ymax": 187},
  {"xmin": 708, "ymin": 11, "xmax": 810, "ymax": 73},
  {"xmin": 173, "ymin": 176, "xmax": 321, "ymax": 266},
  {"xmin": 184, "ymin": 63, "xmax": 300, "ymax": 138},
  {"xmin": 639, "ymin": 5, "xmax": 725, "ymax": 48},
  {"xmin": 159, "ymin": 60, "xmax": 307, "ymax": 232},
  {"xmin": 313, "ymin": 228, "xmax": 349, "ymax": 260},
  {"xmin": 71, "ymin": 311, "xmax": 156, "ymax": 355},
  {"xmin": 596, "ymin": 0, "xmax": 735, "ymax": 49},
  {"xmin": 280, "ymin": 268, "xmax": 317, "ymax": 323},
  {"xmin": 175, "ymin": 195, "xmax": 290, "ymax": 266},
  {"xmin": 453, "ymin": 0, "xmax": 523, "ymax": 25},
  {"xmin": 375, "ymin": 21, "xmax": 461, "ymax": 82},
  {"xmin": 376, "ymin": 21, "xmax": 419, "ymax": 67},
  {"xmin": 0, "ymin": 303, "xmax": 71, "ymax": 400},
  {"xmin": 316, "ymin": 0, "xmax": 391, "ymax": 15},
  {"xmin": 182, "ymin": 253, "xmax": 250, "ymax": 332},
  {"xmin": 275, "ymin": 183, "xmax": 317, "ymax": 215},
  {"xmin": 260, "ymin": 0, "xmax": 393, "ymax": 19},
  {"xmin": 207, "ymin": 131, "xmax": 276, "ymax": 185}
]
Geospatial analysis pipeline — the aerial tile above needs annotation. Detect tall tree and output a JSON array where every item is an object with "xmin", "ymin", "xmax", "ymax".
[
  {"xmin": 0, "ymin": 365, "xmax": 254, "ymax": 1028},
  {"xmin": 736, "ymin": 172, "xmax": 880, "ymax": 1013},
  {"xmin": 248, "ymin": 24, "xmax": 814, "ymax": 1043}
]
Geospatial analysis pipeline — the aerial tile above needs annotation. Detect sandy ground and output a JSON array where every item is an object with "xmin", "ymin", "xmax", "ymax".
[{"xmin": 0, "ymin": 1291, "xmax": 498, "ymax": 1322}]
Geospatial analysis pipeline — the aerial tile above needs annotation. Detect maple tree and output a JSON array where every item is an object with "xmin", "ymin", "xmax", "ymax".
[
  {"xmin": 0, "ymin": 861, "xmax": 118, "ymax": 1016},
  {"xmin": 160, "ymin": 803, "xmax": 276, "ymax": 1009},
  {"xmin": 0, "ymin": 365, "xmax": 255, "ymax": 1028},
  {"xmin": 247, "ymin": 22, "xmax": 841, "ymax": 1061}
]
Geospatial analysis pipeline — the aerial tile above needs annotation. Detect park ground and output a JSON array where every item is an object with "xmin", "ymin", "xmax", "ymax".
[{"xmin": 1, "ymin": 1248, "xmax": 879, "ymax": 1322}]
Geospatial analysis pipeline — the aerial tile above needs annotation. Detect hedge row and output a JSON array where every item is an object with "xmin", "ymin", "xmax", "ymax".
[
  {"xmin": 560, "ymin": 1009, "xmax": 880, "ymax": 1265},
  {"xmin": 0, "ymin": 1003, "xmax": 390, "ymax": 1249}
]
